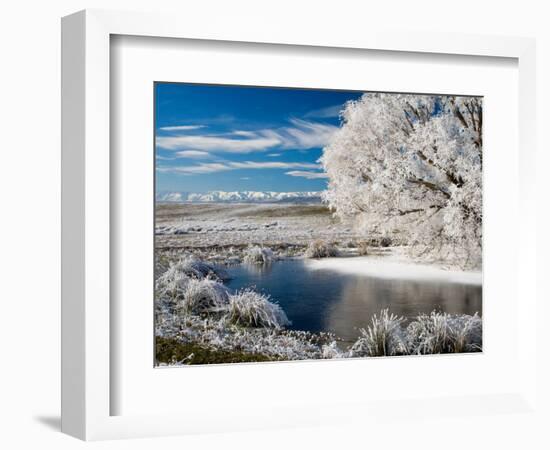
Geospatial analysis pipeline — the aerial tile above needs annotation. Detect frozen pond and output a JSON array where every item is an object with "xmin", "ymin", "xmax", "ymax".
[{"xmin": 225, "ymin": 258, "xmax": 482, "ymax": 344}]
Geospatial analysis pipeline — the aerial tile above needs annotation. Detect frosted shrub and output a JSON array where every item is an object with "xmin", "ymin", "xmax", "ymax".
[
  {"xmin": 379, "ymin": 237, "xmax": 392, "ymax": 248},
  {"xmin": 155, "ymin": 257, "xmax": 228, "ymax": 307},
  {"xmin": 177, "ymin": 278, "xmax": 230, "ymax": 316},
  {"xmin": 159, "ymin": 256, "xmax": 227, "ymax": 283},
  {"xmin": 357, "ymin": 241, "xmax": 369, "ymax": 256},
  {"xmin": 322, "ymin": 341, "xmax": 344, "ymax": 359},
  {"xmin": 155, "ymin": 255, "xmax": 171, "ymax": 279},
  {"xmin": 406, "ymin": 311, "xmax": 452, "ymax": 354},
  {"xmin": 350, "ymin": 309, "xmax": 407, "ymax": 357},
  {"xmin": 406, "ymin": 311, "xmax": 482, "ymax": 354},
  {"xmin": 243, "ymin": 246, "xmax": 274, "ymax": 264},
  {"xmin": 227, "ymin": 289, "xmax": 290, "ymax": 329},
  {"xmin": 155, "ymin": 268, "xmax": 191, "ymax": 304},
  {"xmin": 305, "ymin": 240, "xmax": 339, "ymax": 258},
  {"xmin": 448, "ymin": 313, "xmax": 482, "ymax": 353}
]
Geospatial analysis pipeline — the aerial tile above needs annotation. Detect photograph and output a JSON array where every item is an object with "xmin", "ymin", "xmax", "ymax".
[{"xmin": 154, "ymin": 83, "xmax": 483, "ymax": 366}]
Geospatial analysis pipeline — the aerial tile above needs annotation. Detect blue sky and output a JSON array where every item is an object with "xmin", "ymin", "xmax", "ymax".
[{"xmin": 155, "ymin": 83, "xmax": 362, "ymax": 193}]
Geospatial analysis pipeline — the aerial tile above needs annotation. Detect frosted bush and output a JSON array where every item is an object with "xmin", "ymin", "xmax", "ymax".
[
  {"xmin": 448, "ymin": 313, "xmax": 482, "ymax": 353},
  {"xmin": 350, "ymin": 309, "xmax": 407, "ymax": 357},
  {"xmin": 155, "ymin": 256, "xmax": 229, "ymax": 305},
  {"xmin": 158, "ymin": 256, "xmax": 227, "ymax": 283},
  {"xmin": 322, "ymin": 341, "xmax": 344, "ymax": 359},
  {"xmin": 155, "ymin": 255, "xmax": 171, "ymax": 279},
  {"xmin": 227, "ymin": 289, "xmax": 290, "ymax": 329},
  {"xmin": 155, "ymin": 269, "xmax": 191, "ymax": 304},
  {"xmin": 357, "ymin": 241, "xmax": 369, "ymax": 256},
  {"xmin": 305, "ymin": 240, "xmax": 339, "ymax": 258},
  {"xmin": 407, "ymin": 311, "xmax": 482, "ymax": 354},
  {"xmin": 406, "ymin": 311, "xmax": 452, "ymax": 354},
  {"xmin": 243, "ymin": 246, "xmax": 274, "ymax": 264},
  {"xmin": 177, "ymin": 278, "xmax": 230, "ymax": 316}
]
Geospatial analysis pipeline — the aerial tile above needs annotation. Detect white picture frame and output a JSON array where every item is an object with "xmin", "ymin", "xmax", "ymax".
[{"xmin": 61, "ymin": 9, "xmax": 537, "ymax": 441}]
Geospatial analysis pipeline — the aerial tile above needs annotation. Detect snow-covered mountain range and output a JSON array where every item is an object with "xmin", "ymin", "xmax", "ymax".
[{"xmin": 156, "ymin": 190, "xmax": 323, "ymax": 203}]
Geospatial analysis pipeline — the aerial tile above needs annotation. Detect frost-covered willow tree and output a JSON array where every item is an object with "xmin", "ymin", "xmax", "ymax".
[{"xmin": 321, "ymin": 93, "xmax": 482, "ymax": 269}]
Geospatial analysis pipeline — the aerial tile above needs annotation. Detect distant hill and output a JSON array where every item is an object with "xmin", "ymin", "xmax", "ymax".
[{"xmin": 156, "ymin": 190, "xmax": 323, "ymax": 203}]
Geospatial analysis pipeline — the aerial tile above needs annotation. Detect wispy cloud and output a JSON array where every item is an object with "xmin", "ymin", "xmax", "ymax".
[
  {"xmin": 156, "ymin": 134, "xmax": 280, "ymax": 153},
  {"xmin": 157, "ymin": 163, "xmax": 229, "ymax": 174},
  {"xmin": 285, "ymin": 170, "xmax": 329, "ymax": 179},
  {"xmin": 156, "ymin": 155, "xmax": 175, "ymax": 161},
  {"xmin": 175, "ymin": 150, "xmax": 212, "ymax": 159},
  {"xmin": 304, "ymin": 104, "xmax": 345, "ymax": 119},
  {"xmin": 229, "ymin": 161, "xmax": 320, "ymax": 170},
  {"xmin": 231, "ymin": 131, "xmax": 257, "ymax": 137},
  {"xmin": 156, "ymin": 119, "xmax": 338, "ymax": 154},
  {"xmin": 280, "ymin": 118, "xmax": 338, "ymax": 149},
  {"xmin": 159, "ymin": 125, "xmax": 205, "ymax": 131},
  {"xmin": 157, "ymin": 161, "xmax": 321, "ymax": 175},
  {"xmin": 267, "ymin": 153, "xmax": 281, "ymax": 157}
]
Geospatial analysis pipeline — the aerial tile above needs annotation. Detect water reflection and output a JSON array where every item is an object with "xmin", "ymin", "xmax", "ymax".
[
  {"xmin": 225, "ymin": 259, "xmax": 482, "ymax": 342},
  {"xmin": 326, "ymin": 276, "xmax": 482, "ymax": 343},
  {"xmin": 241, "ymin": 262, "xmax": 274, "ymax": 276}
]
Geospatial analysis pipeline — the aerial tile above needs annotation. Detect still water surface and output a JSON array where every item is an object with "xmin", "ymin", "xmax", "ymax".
[{"xmin": 225, "ymin": 259, "xmax": 482, "ymax": 344}]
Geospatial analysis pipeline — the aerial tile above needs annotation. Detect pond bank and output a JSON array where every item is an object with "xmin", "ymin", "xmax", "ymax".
[{"xmin": 305, "ymin": 256, "xmax": 482, "ymax": 286}]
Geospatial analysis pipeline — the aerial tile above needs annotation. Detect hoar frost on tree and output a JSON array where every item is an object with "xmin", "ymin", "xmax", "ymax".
[{"xmin": 321, "ymin": 93, "xmax": 482, "ymax": 269}]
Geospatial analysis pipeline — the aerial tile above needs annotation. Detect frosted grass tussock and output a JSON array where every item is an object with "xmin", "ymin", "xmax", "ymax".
[
  {"xmin": 347, "ymin": 309, "xmax": 483, "ymax": 357},
  {"xmin": 155, "ymin": 270, "xmax": 190, "ymax": 304},
  {"xmin": 406, "ymin": 311, "xmax": 482, "ymax": 354},
  {"xmin": 448, "ymin": 313, "xmax": 482, "ymax": 353},
  {"xmin": 156, "ymin": 256, "xmax": 228, "ymax": 301},
  {"xmin": 227, "ymin": 289, "xmax": 290, "ymax": 329},
  {"xmin": 176, "ymin": 278, "xmax": 230, "ymax": 315},
  {"xmin": 350, "ymin": 309, "xmax": 407, "ymax": 357},
  {"xmin": 305, "ymin": 239, "xmax": 339, "ymax": 258},
  {"xmin": 243, "ymin": 246, "xmax": 274, "ymax": 264},
  {"xmin": 165, "ymin": 255, "xmax": 226, "ymax": 281},
  {"xmin": 322, "ymin": 341, "xmax": 344, "ymax": 359}
]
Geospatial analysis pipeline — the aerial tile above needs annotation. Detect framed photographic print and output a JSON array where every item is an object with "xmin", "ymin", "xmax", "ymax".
[
  {"xmin": 153, "ymin": 83, "xmax": 483, "ymax": 366},
  {"xmin": 62, "ymin": 9, "xmax": 538, "ymax": 441}
]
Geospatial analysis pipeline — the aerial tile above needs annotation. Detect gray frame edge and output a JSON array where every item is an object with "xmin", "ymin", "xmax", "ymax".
[{"xmin": 61, "ymin": 10, "xmax": 87, "ymax": 441}]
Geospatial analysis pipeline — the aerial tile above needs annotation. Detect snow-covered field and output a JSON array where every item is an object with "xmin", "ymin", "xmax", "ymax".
[{"xmin": 155, "ymin": 202, "xmax": 360, "ymax": 260}]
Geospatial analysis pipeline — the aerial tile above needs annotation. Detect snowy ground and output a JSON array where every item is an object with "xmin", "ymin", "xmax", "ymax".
[
  {"xmin": 306, "ymin": 255, "xmax": 482, "ymax": 285},
  {"xmin": 155, "ymin": 202, "xmax": 361, "ymax": 261}
]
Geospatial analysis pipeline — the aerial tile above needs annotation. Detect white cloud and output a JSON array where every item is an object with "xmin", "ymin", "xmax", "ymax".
[
  {"xmin": 285, "ymin": 170, "xmax": 329, "ymax": 179},
  {"xmin": 157, "ymin": 163, "xmax": 230, "ymax": 174},
  {"xmin": 231, "ymin": 131, "xmax": 257, "ymax": 137},
  {"xmin": 155, "ymin": 119, "xmax": 338, "ymax": 154},
  {"xmin": 240, "ymin": 177, "xmax": 251, "ymax": 180},
  {"xmin": 280, "ymin": 119, "xmax": 338, "ymax": 150},
  {"xmin": 175, "ymin": 150, "xmax": 212, "ymax": 159},
  {"xmin": 159, "ymin": 125, "xmax": 205, "ymax": 131},
  {"xmin": 267, "ymin": 153, "xmax": 281, "ymax": 157},
  {"xmin": 157, "ymin": 161, "xmax": 321, "ymax": 175},
  {"xmin": 156, "ymin": 134, "xmax": 280, "ymax": 153},
  {"xmin": 228, "ymin": 161, "xmax": 320, "ymax": 170},
  {"xmin": 304, "ymin": 104, "xmax": 345, "ymax": 119}
]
